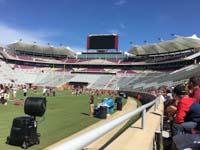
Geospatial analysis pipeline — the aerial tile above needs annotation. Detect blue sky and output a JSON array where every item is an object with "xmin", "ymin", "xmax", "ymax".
[{"xmin": 0, "ymin": 0, "xmax": 200, "ymax": 52}]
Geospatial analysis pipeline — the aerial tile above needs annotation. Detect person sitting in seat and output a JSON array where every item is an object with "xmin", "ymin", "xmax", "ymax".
[
  {"xmin": 188, "ymin": 76, "xmax": 200, "ymax": 103},
  {"xmin": 172, "ymin": 84, "xmax": 200, "ymax": 135},
  {"xmin": 165, "ymin": 98, "xmax": 178, "ymax": 122},
  {"xmin": 164, "ymin": 89, "xmax": 174, "ymax": 109},
  {"xmin": 172, "ymin": 84, "xmax": 200, "ymax": 136}
]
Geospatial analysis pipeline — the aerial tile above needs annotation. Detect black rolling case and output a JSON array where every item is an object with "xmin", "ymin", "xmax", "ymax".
[{"xmin": 6, "ymin": 116, "xmax": 40, "ymax": 149}]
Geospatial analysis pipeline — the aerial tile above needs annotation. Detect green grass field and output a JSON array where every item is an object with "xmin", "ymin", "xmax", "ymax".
[{"xmin": 0, "ymin": 89, "xmax": 126, "ymax": 150}]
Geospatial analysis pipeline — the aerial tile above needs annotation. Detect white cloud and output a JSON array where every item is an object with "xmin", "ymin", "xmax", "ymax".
[
  {"xmin": 106, "ymin": 29, "xmax": 121, "ymax": 34},
  {"xmin": 119, "ymin": 23, "xmax": 126, "ymax": 29},
  {"xmin": 0, "ymin": 23, "xmax": 58, "ymax": 46},
  {"xmin": 70, "ymin": 46, "xmax": 86, "ymax": 52},
  {"xmin": 114, "ymin": 0, "xmax": 127, "ymax": 6}
]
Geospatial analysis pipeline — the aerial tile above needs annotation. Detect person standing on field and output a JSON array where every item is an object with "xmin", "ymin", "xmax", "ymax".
[{"xmin": 89, "ymin": 94, "xmax": 94, "ymax": 116}]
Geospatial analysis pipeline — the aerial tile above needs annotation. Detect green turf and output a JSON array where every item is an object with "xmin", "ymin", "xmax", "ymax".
[{"xmin": 0, "ymin": 89, "xmax": 126, "ymax": 150}]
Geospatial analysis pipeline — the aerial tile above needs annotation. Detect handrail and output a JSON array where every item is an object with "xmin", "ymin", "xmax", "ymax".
[{"xmin": 50, "ymin": 96, "xmax": 161, "ymax": 150}]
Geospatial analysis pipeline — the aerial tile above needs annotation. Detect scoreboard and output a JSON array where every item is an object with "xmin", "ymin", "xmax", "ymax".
[{"xmin": 87, "ymin": 34, "xmax": 118, "ymax": 50}]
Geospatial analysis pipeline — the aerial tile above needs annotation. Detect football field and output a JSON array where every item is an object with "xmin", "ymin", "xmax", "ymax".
[{"xmin": 0, "ymin": 89, "xmax": 121, "ymax": 150}]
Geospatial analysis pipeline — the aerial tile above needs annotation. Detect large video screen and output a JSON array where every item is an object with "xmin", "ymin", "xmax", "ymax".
[{"xmin": 87, "ymin": 34, "xmax": 118, "ymax": 49}]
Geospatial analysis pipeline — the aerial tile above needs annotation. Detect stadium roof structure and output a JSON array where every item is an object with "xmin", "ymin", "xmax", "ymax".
[
  {"xmin": 128, "ymin": 35, "xmax": 200, "ymax": 56},
  {"xmin": 7, "ymin": 41, "xmax": 75, "ymax": 57}
]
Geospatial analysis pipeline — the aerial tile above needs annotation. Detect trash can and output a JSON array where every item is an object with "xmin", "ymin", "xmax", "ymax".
[
  {"xmin": 116, "ymin": 102, "xmax": 122, "ymax": 111},
  {"xmin": 115, "ymin": 97, "xmax": 122, "ymax": 111},
  {"xmin": 99, "ymin": 106, "xmax": 107, "ymax": 119},
  {"xmin": 115, "ymin": 97, "xmax": 122, "ymax": 103}
]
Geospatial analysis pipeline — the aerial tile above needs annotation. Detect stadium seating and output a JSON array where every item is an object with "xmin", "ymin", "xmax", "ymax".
[
  {"xmin": 0, "ymin": 35, "xmax": 199, "ymax": 91},
  {"xmin": 89, "ymin": 75, "xmax": 114, "ymax": 89},
  {"xmin": 0, "ymin": 35, "xmax": 200, "ymax": 150},
  {"xmin": 17, "ymin": 55, "xmax": 33, "ymax": 61}
]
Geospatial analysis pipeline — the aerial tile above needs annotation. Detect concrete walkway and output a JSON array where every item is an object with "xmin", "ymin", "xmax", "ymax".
[
  {"xmin": 45, "ymin": 97, "xmax": 137, "ymax": 150},
  {"xmin": 105, "ymin": 99, "xmax": 164, "ymax": 150}
]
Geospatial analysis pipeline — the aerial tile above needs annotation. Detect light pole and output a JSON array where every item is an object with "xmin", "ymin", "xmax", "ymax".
[
  {"xmin": 129, "ymin": 41, "xmax": 134, "ymax": 47},
  {"xmin": 171, "ymin": 33, "xmax": 181, "ymax": 38},
  {"xmin": 158, "ymin": 38, "xmax": 163, "ymax": 42}
]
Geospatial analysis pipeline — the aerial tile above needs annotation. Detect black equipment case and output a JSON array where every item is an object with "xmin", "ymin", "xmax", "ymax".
[{"xmin": 6, "ymin": 116, "xmax": 40, "ymax": 149}]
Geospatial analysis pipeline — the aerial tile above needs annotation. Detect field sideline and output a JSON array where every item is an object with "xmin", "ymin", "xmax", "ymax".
[{"xmin": 0, "ymin": 89, "xmax": 125, "ymax": 150}]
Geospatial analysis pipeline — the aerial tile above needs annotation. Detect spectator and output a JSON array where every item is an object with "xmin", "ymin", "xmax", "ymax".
[
  {"xmin": 164, "ymin": 89, "xmax": 174, "ymax": 109},
  {"xmin": 166, "ymin": 89, "xmax": 173, "ymax": 100},
  {"xmin": 188, "ymin": 76, "xmax": 200, "ymax": 103},
  {"xmin": 164, "ymin": 88, "xmax": 177, "ymax": 121},
  {"xmin": 165, "ymin": 98, "xmax": 178, "ymax": 122},
  {"xmin": 136, "ymin": 93, "xmax": 141, "ymax": 101},
  {"xmin": 172, "ymin": 84, "xmax": 200, "ymax": 136}
]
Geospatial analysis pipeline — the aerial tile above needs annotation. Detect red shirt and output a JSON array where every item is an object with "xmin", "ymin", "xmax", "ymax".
[
  {"xmin": 175, "ymin": 96, "xmax": 196, "ymax": 123},
  {"xmin": 136, "ymin": 94, "xmax": 141, "ymax": 100}
]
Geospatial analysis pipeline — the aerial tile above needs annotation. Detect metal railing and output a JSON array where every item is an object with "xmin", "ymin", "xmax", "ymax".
[{"xmin": 50, "ymin": 96, "xmax": 161, "ymax": 150}]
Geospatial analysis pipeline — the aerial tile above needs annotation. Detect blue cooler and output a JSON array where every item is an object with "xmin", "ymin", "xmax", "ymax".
[{"xmin": 102, "ymin": 98, "xmax": 114, "ymax": 113}]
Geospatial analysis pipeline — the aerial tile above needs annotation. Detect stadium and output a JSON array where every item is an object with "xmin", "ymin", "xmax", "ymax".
[{"xmin": 0, "ymin": 34, "xmax": 200, "ymax": 150}]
